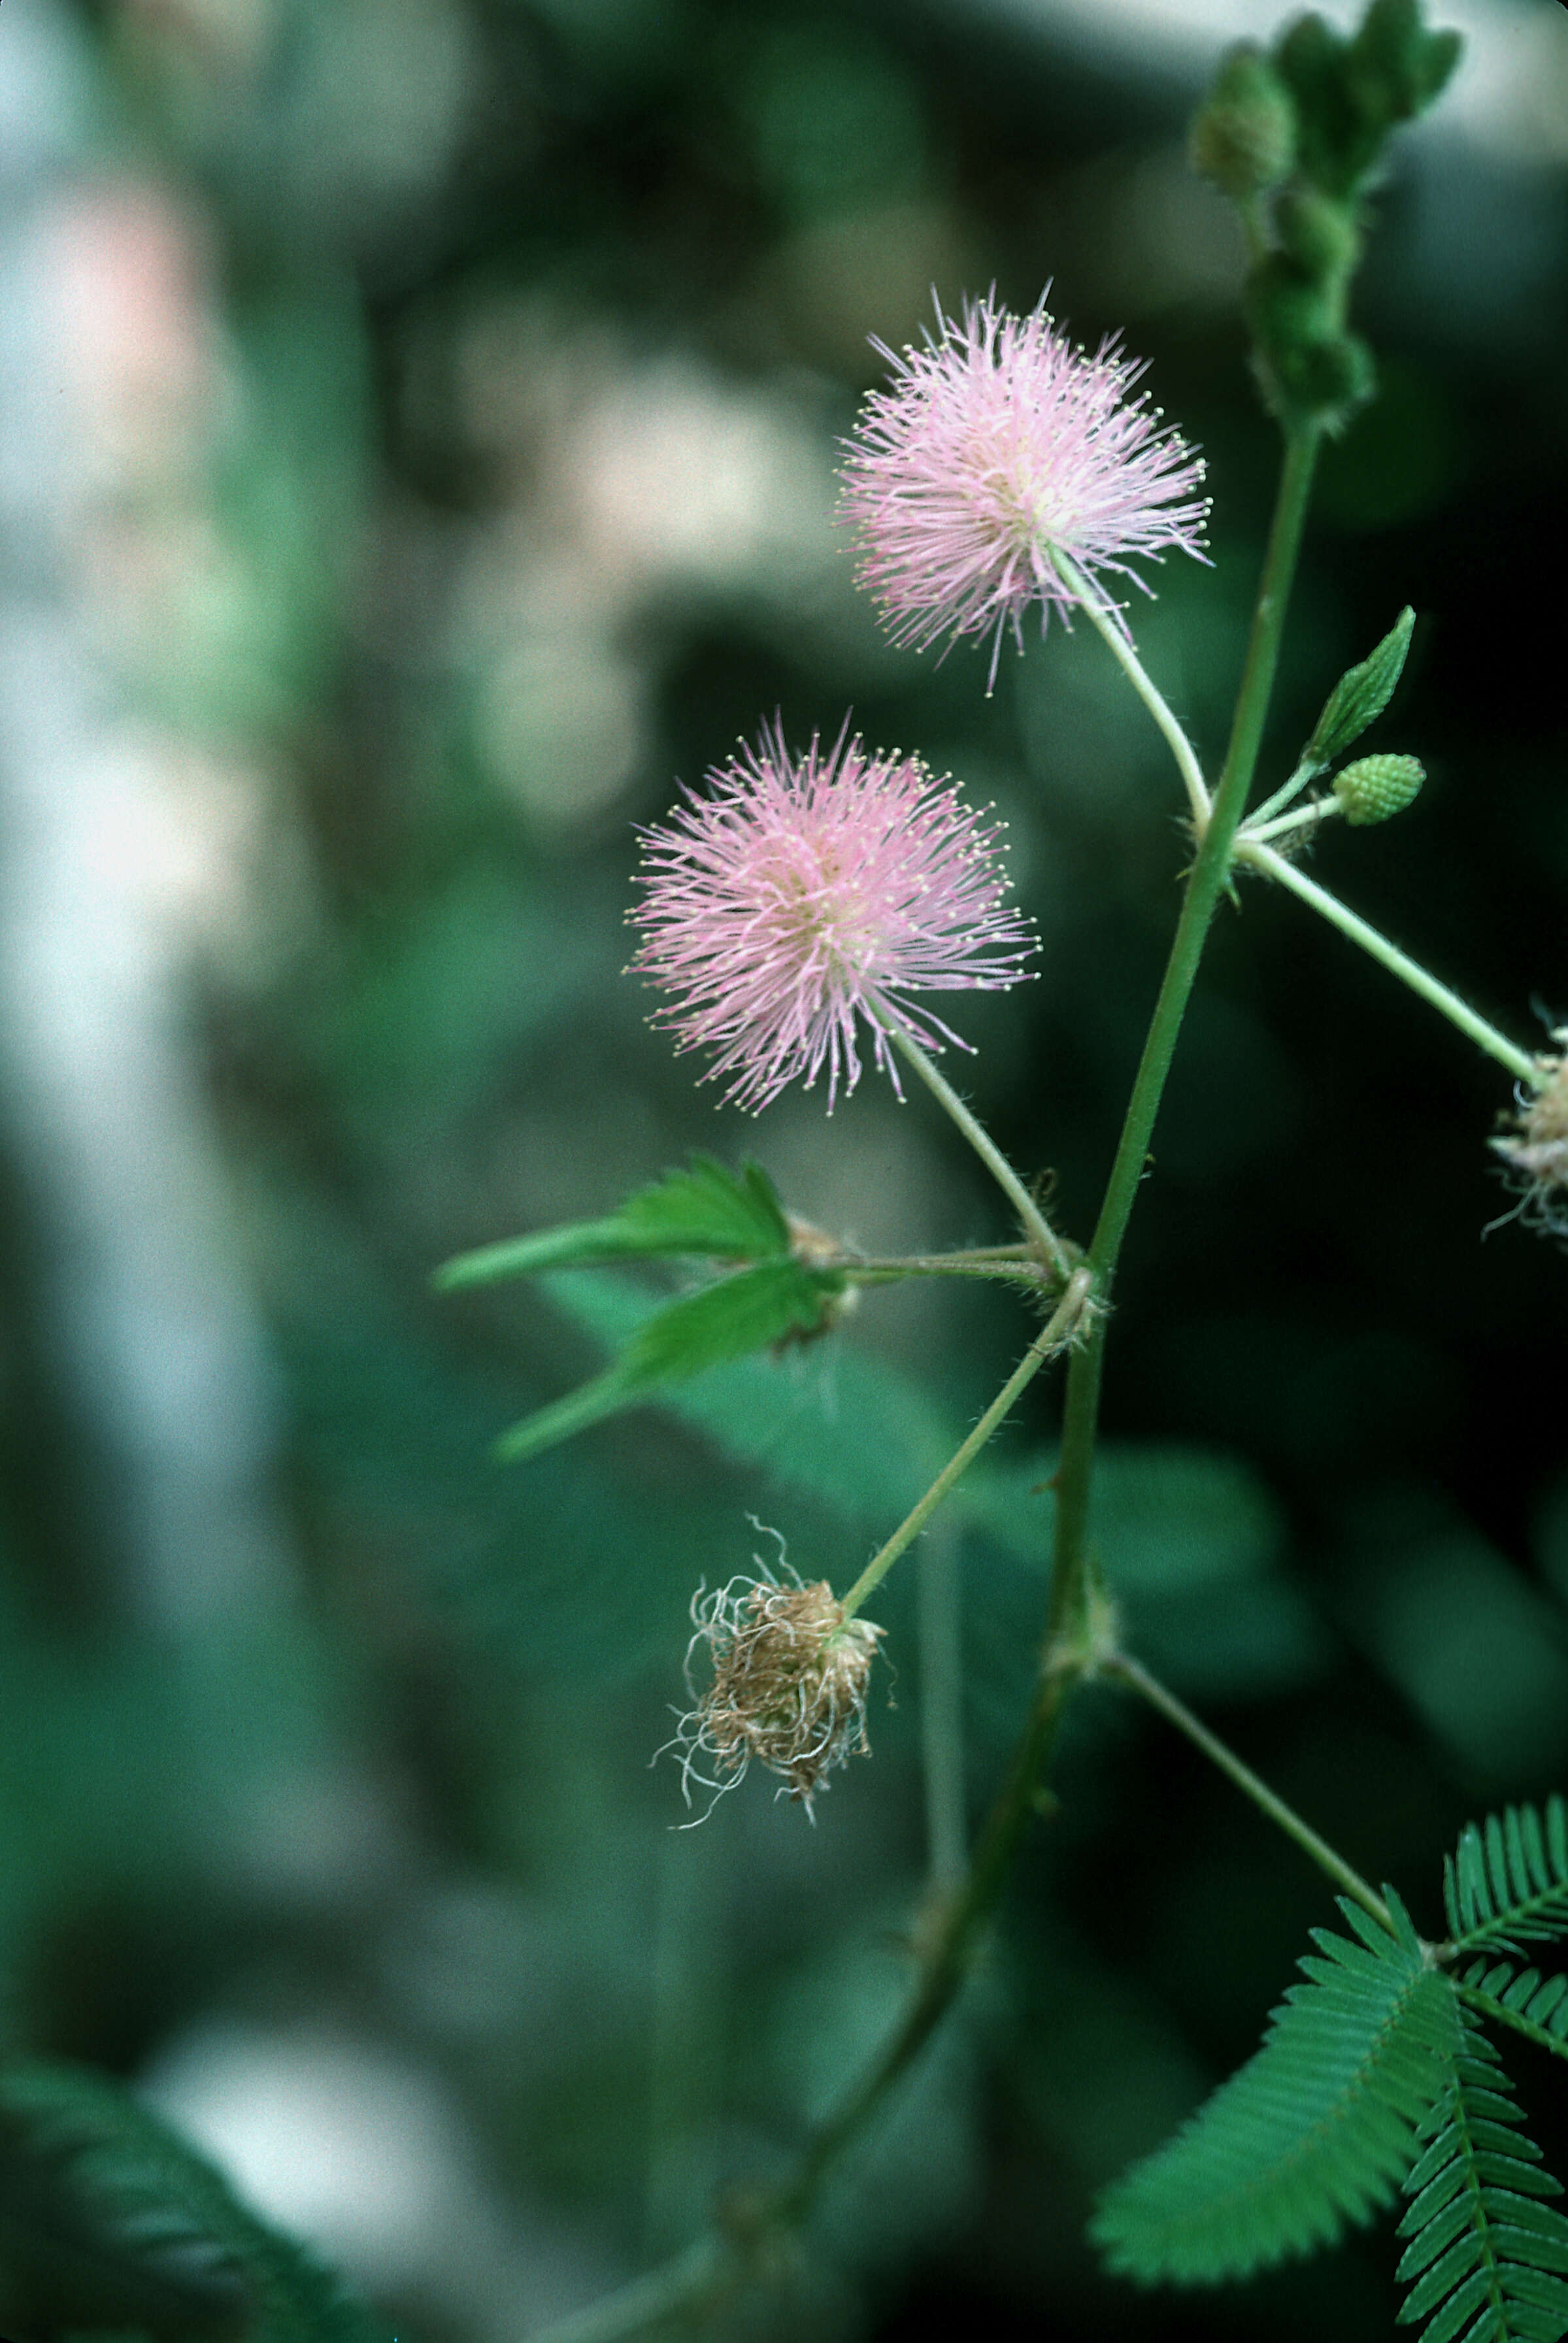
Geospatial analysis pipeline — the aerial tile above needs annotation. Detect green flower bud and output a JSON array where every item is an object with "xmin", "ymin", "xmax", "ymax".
[
  {"xmin": 1333, "ymin": 752, "xmax": 1424, "ymax": 825},
  {"xmin": 1276, "ymin": 186, "xmax": 1361, "ymax": 282},
  {"xmin": 1190, "ymin": 43, "xmax": 1297, "ymax": 198},
  {"xmin": 1350, "ymin": 0, "xmax": 1464, "ymax": 130}
]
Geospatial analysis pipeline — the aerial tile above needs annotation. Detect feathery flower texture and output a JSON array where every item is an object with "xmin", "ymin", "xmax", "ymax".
[
  {"xmin": 629, "ymin": 723, "xmax": 1035, "ymax": 1112},
  {"xmin": 839, "ymin": 293, "xmax": 1209, "ymax": 686}
]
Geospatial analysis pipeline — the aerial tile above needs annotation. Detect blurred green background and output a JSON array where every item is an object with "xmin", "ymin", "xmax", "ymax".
[{"xmin": 0, "ymin": 0, "xmax": 1565, "ymax": 2336}]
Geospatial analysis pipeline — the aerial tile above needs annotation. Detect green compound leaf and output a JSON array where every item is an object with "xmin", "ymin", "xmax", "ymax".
[
  {"xmin": 435, "ymin": 1155, "xmax": 792, "ymax": 1289},
  {"xmin": 1444, "ymin": 1799, "xmax": 1568, "ymax": 1957},
  {"xmin": 1092, "ymin": 1892, "xmax": 1458, "ymax": 2285},
  {"xmin": 1301, "ymin": 605, "xmax": 1415, "ymax": 773},
  {"xmin": 1458, "ymin": 1961, "xmax": 1568, "ymax": 2070},
  {"xmin": 0, "ymin": 2059, "xmax": 383, "ymax": 2343},
  {"xmin": 495, "ymin": 1259, "xmax": 846, "ymax": 1463},
  {"xmin": 1395, "ymin": 2018, "xmax": 1568, "ymax": 2343}
]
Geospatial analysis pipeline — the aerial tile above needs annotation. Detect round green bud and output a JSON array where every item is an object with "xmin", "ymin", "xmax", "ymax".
[
  {"xmin": 1190, "ymin": 44, "xmax": 1297, "ymax": 198},
  {"xmin": 1333, "ymin": 752, "xmax": 1424, "ymax": 825}
]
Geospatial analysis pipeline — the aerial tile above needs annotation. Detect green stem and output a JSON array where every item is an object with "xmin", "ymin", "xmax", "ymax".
[
  {"xmin": 771, "ymin": 1654, "xmax": 1081, "ymax": 2223},
  {"xmin": 524, "ymin": 2236, "xmax": 727, "ymax": 2343},
  {"xmin": 889, "ymin": 1028, "xmax": 1073, "ymax": 1279},
  {"xmin": 1243, "ymin": 797, "xmax": 1338, "ymax": 845},
  {"xmin": 1247, "ymin": 757, "xmax": 1316, "ymax": 828},
  {"xmin": 1103, "ymin": 1650, "xmax": 1392, "ymax": 1928},
  {"xmin": 840, "ymin": 1246, "xmax": 1047, "ymax": 1289},
  {"xmin": 1237, "ymin": 839, "xmax": 1539, "ymax": 1084},
  {"xmin": 1454, "ymin": 1981, "xmax": 1568, "ymax": 2065},
  {"xmin": 1049, "ymin": 426, "xmax": 1322, "ymax": 1645},
  {"xmin": 1053, "ymin": 552, "xmax": 1212, "ymax": 828},
  {"xmin": 840, "ymin": 1267, "xmax": 1093, "ymax": 1621}
]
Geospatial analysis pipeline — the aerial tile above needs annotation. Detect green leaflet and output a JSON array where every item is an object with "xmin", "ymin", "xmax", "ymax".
[
  {"xmin": 1444, "ymin": 1799, "xmax": 1568, "ymax": 1956},
  {"xmin": 494, "ymin": 1259, "xmax": 846, "ymax": 1463},
  {"xmin": 435, "ymin": 1155, "xmax": 791, "ymax": 1289},
  {"xmin": 1092, "ymin": 1893, "xmax": 1458, "ymax": 2285},
  {"xmin": 1300, "ymin": 605, "xmax": 1415, "ymax": 774},
  {"xmin": 1395, "ymin": 2019, "xmax": 1568, "ymax": 2343},
  {"xmin": 1457, "ymin": 1961, "xmax": 1568, "ymax": 2070},
  {"xmin": 0, "ymin": 2060, "xmax": 382, "ymax": 2343}
]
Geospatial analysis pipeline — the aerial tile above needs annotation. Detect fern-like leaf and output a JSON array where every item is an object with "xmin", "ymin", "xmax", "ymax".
[
  {"xmin": 1444, "ymin": 1801, "xmax": 1568, "ymax": 1957},
  {"xmin": 1395, "ymin": 2016, "xmax": 1568, "ymax": 2342},
  {"xmin": 1457, "ymin": 1960, "xmax": 1568, "ymax": 2069},
  {"xmin": 1092, "ymin": 1893, "xmax": 1458, "ymax": 2284},
  {"xmin": 0, "ymin": 2061, "xmax": 384, "ymax": 2343}
]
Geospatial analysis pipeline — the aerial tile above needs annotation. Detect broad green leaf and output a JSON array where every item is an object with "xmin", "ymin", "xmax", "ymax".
[
  {"xmin": 437, "ymin": 1156, "xmax": 791, "ymax": 1290},
  {"xmin": 539, "ymin": 1268, "xmax": 951, "ymax": 1518},
  {"xmin": 535, "ymin": 1274, "xmax": 1321, "ymax": 1697},
  {"xmin": 495, "ymin": 1260, "xmax": 845, "ymax": 1462},
  {"xmin": 1301, "ymin": 605, "xmax": 1414, "ymax": 773}
]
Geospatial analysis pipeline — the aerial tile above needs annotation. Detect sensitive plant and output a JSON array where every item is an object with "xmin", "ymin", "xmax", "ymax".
[
  {"xmin": 428, "ymin": 7, "xmax": 1568, "ymax": 2338},
  {"xmin": 18, "ymin": 5, "xmax": 1550, "ymax": 2340}
]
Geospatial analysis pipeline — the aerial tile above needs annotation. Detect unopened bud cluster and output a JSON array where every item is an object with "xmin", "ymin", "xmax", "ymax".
[
  {"xmin": 1493, "ymin": 1043, "xmax": 1568, "ymax": 1237},
  {"xmin": 1193, "ymin": 6, "xmax": 1461, "ymax": 431},
  {"xmin": 670, "ymin": 1570, "xmax": 883, "ymax": 1819}
]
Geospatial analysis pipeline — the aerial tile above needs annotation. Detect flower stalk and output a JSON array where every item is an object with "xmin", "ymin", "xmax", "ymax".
[{"xmin": 1237, "ymin": 835, "xmax": 1539, "ymax": 1083}]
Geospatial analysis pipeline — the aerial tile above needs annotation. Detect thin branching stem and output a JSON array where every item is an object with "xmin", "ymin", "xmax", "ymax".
[
  {"xmin": 890, "ymin": 1029, "xmax": 1073, "ymax": 1278},
  {"xmin": 1237, "ymin": 837, "xmax": 1540, "ymax": 1083},
  {"xmin": 1241, "ymin": 797, "xmax": 1337, "ymax": 845},
  {"xmin": 1049, "ymin": 425, "xmax": 1322, "ymax": 1649},
  {"xmin": 1103, "ymin": 1650, "xmax": 1393, "ymax": 1928},
  {"xmin": 1052, "ymin": 551, "xmax": 1212, "ymax": 829},
  {"xmin": 839, "ymin": 1267, "xmax": 1093, "ymax": 1621}
]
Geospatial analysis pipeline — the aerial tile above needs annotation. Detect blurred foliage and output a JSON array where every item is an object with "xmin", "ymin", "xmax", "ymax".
[{"xmin": 0, "ymin": 1, "xmax": 1562, "ymax": 2340}]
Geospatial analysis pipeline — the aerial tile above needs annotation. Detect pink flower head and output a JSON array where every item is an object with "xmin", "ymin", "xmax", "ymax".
[
  {"xmin": 839, "ymin": 291, "xmax": 1209, "ymax": 689},
  {"xmin": 628, "ymin": 720, "xmax": 1036, "ymax": 1112}
]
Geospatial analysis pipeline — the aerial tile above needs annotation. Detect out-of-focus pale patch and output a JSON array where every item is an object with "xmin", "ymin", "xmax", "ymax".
[
  {"xmin": 139, "ymin": 2020, "xmax": 616, "ymax": 2335},
  {"xmin": 452, "ymin": 302, "xmax": 842, "ymax": 831},
  {"xmin": 761, "ymin": 198, "xmax": 982, "ymax": 379},
  {"xmin": 558, "ymin": 355, "xmax": 827, "ymax": 595},
  {"xmin": 119, "ymin": 0, "xmax": 279, "ymax": 84},
  {"xmin": 474, "ymin": 625, "xmax": 649, "ymax": 831},
  {"xmin": 141, "ymin": 2023, "xmax": 487, "ymax": 2292},
  {"xmin": 1038, "ymin": 147, "xmax": 1247, "ymax": 316}
]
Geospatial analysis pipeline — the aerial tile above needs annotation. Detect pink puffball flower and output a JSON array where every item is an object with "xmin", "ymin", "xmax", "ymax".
[
  {"xmin": 628, "ymin": 720, "xmax": 1036, "ymax": 1113},
  {"xmin": 839, "ymin": 292, "xmax": 1210, "ymax": 689}
]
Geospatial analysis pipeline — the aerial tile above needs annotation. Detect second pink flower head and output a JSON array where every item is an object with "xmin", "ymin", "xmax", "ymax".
[{"xmin": 629, "ymin": 722, "xmax": 1035, "ymax": 1113}]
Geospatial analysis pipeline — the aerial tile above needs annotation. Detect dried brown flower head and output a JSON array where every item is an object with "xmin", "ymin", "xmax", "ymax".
[
  {"xmin": 667, "ymin": 1563, "xmax": 884, "ymax": 1822},
  {"xmin": 1493, "ymin": 1040, "xmax": 1568, "ymax": 1238}
]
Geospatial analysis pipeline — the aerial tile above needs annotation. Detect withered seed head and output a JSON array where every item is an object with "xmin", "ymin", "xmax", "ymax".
[
  {"xmin": 667, "ymin": 1568, "xmax": 884, "ymax": 1823},
  {"xmin": 1492, "ymin": 1040, "xmax": 1568, "ymax": 1238}
]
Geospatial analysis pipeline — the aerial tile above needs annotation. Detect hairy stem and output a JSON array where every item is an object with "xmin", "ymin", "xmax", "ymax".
[
  {"xmin": 771, "ymin": 1654, "xmax": 1082, "ymax": 2223},
  {"xmin": 1246, "ymin": 756, "xmax": 1316, "ymax": 828},
  {"xmin": 1104, "ymin": 1650, "xmax": 1392, "ymax": 1928},
  {"xmin": 890, "ymin": 1029, "xmax": 1073, "ymax": 1278},
  {"xmin": 1048, "ymin": 425, "xmax": 1322, "ymax": 1648},
  {"xmin": 1054, "ymin": 552, "xmax": 1212, "ymax": 827},
  {"xmin": 1237, "ymin": 838, "xmax": 1540, "ymax": 1084},
  {"xmin": 840, "ymin": 1267, "xmax": 1093, "ymax": 1621},
  {"xmin": 1242, "ymin": 797, "xmax": 1338, "ymax": 845}
]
